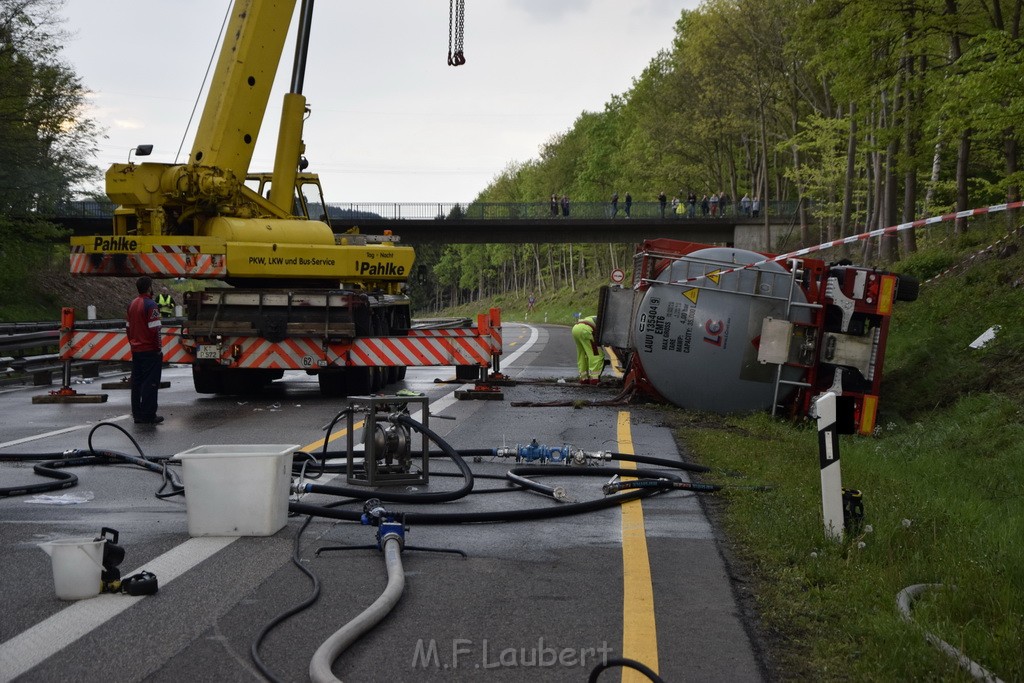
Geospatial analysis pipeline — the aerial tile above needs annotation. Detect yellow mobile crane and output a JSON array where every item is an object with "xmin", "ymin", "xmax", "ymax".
[{"xmin": 66, "ymin": 0, "xmax": 498, "ymax": 396}]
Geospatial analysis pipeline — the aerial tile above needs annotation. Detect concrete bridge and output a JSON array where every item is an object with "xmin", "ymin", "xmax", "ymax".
[{"xmin": 50, "ymin": 200, "xmax": 800, "ymax": 251}]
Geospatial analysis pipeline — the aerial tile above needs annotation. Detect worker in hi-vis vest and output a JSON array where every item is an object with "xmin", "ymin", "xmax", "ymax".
[
  {"xmin": 572, "ymin": 315, "xmax": 604, "ymax": 384},
  {"xmin": 156, "ymin": 292, "xmax": 176, "ymax": 317}
]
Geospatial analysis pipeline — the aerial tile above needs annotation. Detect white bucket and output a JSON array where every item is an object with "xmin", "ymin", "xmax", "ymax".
[{"xmin": 39, "ymin": 537, "xmax": 105, "ymax": 600}]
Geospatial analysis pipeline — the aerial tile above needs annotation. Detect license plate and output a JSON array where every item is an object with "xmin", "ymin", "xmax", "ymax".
[{"xmin": 196, "ymin": 345, "xmax": 220, "ymax": 360}]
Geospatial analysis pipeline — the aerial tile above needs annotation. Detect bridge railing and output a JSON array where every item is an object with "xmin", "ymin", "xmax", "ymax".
[
  {"xmin": 51, "ymin": 199, "xmax": 803, "ymax": 222},
  {"xmin": 314, "ymin": 200, "xmax": 801, "ymax": 221},
  {"xmin": 55, "ymin": 199, "xmax": 117, "ymax": 218}
]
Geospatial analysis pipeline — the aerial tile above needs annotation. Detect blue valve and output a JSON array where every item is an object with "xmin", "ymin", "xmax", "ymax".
[
  {"xmin": 495, "ymin": 440, "xmax": 577, "ymax": 462},
  {"xmin": 360, "ymin": 498, "xmax": 406, "ymax": 549}
]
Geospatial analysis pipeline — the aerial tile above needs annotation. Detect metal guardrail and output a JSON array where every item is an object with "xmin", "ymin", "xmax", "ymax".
[
  {"xmin": 0, "ymin": 318, "xmax": 139, "ymax": 386},
  {"xmin": 0, "ymin": 319, "xmax": 128, "ymax": 336}
]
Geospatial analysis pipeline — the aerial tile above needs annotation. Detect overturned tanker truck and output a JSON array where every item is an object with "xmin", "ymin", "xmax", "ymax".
[{"xmin": 596, "ymin": 238, "xmax": 918, "ymax": 435}]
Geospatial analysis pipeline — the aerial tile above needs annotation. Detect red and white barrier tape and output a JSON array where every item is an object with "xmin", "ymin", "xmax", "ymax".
[{"xmin": 667, "ymin": 200, "xmax": 1024, "ymax": 285}]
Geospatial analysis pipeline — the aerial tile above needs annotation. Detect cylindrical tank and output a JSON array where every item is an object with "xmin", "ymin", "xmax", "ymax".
[
  {"xmin": 201, "ymin": 216, "xmax": 336, "ymax": 245},
  {"xmin": 631, "ymin": 247, "xmax": 811, "ymax": 413}
]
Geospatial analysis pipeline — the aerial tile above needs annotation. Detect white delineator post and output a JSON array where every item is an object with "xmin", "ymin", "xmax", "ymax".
[{"xmin": 815, "ymin": 392, "xmax": 845, "ymax": 541}]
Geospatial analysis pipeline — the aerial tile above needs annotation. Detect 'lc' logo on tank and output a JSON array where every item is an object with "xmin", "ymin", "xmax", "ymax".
[{"xmin": 703, "ymin": 319, "xmax": 724, "ymax": 347}]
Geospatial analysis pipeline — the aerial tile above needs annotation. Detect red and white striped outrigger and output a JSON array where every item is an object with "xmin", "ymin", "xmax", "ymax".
[{"xmin": 58, "ymin": 307, "xmax": 502, "ymax": 374}]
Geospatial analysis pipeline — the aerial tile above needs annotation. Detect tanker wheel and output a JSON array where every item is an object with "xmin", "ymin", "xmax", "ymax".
[
  {"xmin": 895, "ymin": 273, "xmax": 920, "ymax": 301},
  {"xmin": 347, "ymin": 367, "xmax": 373, "ymax": 395},
  {"xmin": 318, "ymin": 369, "xmax": 348, "ymax": 398},
  {"xmin": 222, "ymin": 369, "xmax": 268, "ymax": 395},
  {"xmin": 192, "ymin": 364, "xmax": 226, "ymax": 394},
  {"xmin": 370, "ymin": 365, "xmax": 384, "ymax": 392}
]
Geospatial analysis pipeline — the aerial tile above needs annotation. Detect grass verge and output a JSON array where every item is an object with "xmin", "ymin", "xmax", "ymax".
[{"xmin": 675, "ymin": 398, "xmax": 1022, "ymax": 680}]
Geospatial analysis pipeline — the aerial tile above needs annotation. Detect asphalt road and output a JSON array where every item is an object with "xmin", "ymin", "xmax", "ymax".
[{"xmin": 0, "ymin": 322, "xmax": 767, "ymax": 682}]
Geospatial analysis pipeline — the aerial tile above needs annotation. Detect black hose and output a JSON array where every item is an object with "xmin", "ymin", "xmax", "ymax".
[
  {"xmin": 502, "ymin": 464, "xmax": 685, "ymax": 502},
  {"xmin": 0, "ymin": 452, "xmax": 108, "ymax": 498},
  {"xmin": 605, "ymin": 479, "xmax": 723, "ymax": 494},
  {"xmin": 302, "ymin": 413, "xmax": 474, "ymax": 504},
  {"xmin": 606, "ymin": 451, "xmax": 711, "ymax": 473},
  {"xmin": 84, "ymin": 422, "xmax": 185, "ymax": 498},
  {"xmin": 588, "ymin": 657, "xmax": 665, "ymax": 682},
  {"xmin": 313, "ymin": 447, "xmax": 495, "ymax": 462},
  {"xmin": 508, "ymin": 464, "xmax": 684, "ymax": 482},
  {"xmin": 251, "ymin": 514, "xmax": 321, "ymax": 683},
  {"xmin": 320, "ymin": 406, "xmax": 355, "ymax": 459},
  {"xmin": 0, "ymin": 451, "xmax": 77, "ymax": 461},
  {"xmin": 290, "ymin": 485, "xmax": 660, "ymax": 525},
  {"xmin": 311, "ymin": 448, "xmax": 711, "ymax": 474}
]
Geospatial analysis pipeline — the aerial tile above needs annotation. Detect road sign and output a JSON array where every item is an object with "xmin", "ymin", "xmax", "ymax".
[{"xmin": 611, "ymin": 268, "xmax": 625, "ymax": 284}]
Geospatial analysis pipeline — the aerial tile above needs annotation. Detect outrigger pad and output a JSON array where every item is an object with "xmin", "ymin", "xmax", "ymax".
[
  {"xmin": 455, "ymin": 386, "xmax": 504, "ymax": 401},
  {"xmin": 32, "ymin": 392, "xmax": 108, "ymax": 404},
  {"xmin": 101, "ymin": 380, "xmax": 170, "ymax": 390}
]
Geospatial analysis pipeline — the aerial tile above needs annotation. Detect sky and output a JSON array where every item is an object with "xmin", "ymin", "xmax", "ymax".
[{"xmin": 58, "ymin": 1, "xmax": 698, "ymax": 204}]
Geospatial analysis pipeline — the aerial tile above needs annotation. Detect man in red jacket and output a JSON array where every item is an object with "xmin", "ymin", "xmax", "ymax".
[{"xmin": 126, "ymin": 276, "xmax": 164, "ymax": 425}]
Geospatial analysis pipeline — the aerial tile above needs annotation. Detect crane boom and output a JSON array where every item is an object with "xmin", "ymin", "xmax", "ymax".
[{"xmin": 190, "ymin": 0, "xmax": 296, "ymax": 181}]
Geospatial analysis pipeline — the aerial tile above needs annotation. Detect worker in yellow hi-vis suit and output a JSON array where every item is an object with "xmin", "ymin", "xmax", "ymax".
[{"xmin": 572, "ymin": 315, "xmax": 604, "ymax": 384}]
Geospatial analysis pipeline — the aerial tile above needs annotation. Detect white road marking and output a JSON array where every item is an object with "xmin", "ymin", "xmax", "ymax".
[{"xmin": 0, "ymin": 415, "xmax": 132, "ymax": 450}]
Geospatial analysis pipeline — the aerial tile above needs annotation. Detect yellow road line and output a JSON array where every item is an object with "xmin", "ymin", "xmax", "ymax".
[
  {"xmin": 302, "ymin": 419, "xmax": 364, "ymax": 452},
  {"xmin": 606, "ymin": 347, "xmax": 625, "ymax": 378},
  {"xmin": 618, "ymin": 410, "xmax": 659, "ymax": 680}
]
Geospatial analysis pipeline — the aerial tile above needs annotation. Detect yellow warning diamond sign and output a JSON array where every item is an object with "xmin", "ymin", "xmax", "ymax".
[
  {"xmin": 682, "ymin": 288, "xmax": 699, "ymax": 304},
  {"xmin": 706, "ymin": 270, "xmax": 721, "ymax": 285}
]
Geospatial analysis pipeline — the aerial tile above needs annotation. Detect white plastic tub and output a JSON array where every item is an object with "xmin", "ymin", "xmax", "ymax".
[{"xmin": 174, "ymin": 444, "xmax": 299, "ymax": 537}]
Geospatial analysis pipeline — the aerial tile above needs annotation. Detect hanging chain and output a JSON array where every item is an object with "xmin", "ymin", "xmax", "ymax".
[
  {"xmin": 448, "ymin": 0, "xmax": 465, "ymax": 66},
  {"xmin": 448, "ymin": 0, "xmax": 454, "ymax": 65}
]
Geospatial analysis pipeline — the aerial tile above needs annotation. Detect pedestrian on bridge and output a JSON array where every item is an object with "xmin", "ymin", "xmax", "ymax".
[
  {"xmin": 572, "ymin": 315, "xmax": 605, "ymax": 384},
  {"xmin": 740, "ymin": 193, "xmax": 751, "ymax": 216},
  {"xmin": 550, "ymin": 194, "xmax": 559, "ymax": 217},
  {"xmin": 752, "ymin": 196, "xmax": 761, "ymax": 218},
  {"xmin": 659, "ymin": 191, "xmax": 667, "ymax": 218},
  {"xmin": 127, "ymin": 276, "xmax": 164, "ymax": 425},
  {"xmin": 687, "ymin": 192, "xmax": 697, "ymax": 218},
  {"xmin": 611, "ymin": 192, "xmax": 619, "ymax": 217},
  {"xmin": 561, "ymin": 194, "xmax": 570, "ymax": 217},
  {"xmin": 624, "ymin": 192, "xmax": 632, "ymax": 218}
]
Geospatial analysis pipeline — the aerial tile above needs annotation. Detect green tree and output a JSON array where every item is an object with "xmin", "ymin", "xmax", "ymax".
[{"xmin": 0, "ymin": 0, "xmax": 100, "ymax": 299}]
